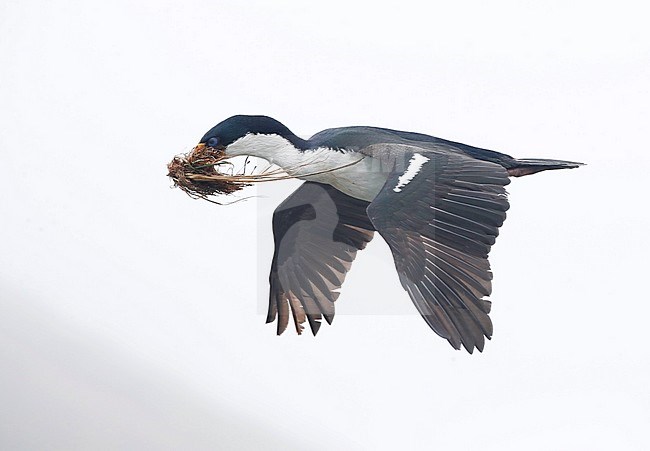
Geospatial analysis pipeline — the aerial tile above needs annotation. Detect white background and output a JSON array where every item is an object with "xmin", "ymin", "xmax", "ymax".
[{"xmin": 2, "ymin": 1, "xmax": 649, "ymax": 449}]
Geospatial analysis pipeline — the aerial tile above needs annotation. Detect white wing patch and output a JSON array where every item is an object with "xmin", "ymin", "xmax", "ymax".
[{"xmin": 393, "ymin": 153, "xmax": 430, "ymax": 193}]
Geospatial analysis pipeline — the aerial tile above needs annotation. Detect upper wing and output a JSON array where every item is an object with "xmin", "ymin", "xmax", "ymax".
[
  {"xmin": 367, "ymin": 147, "xmax": 511, "ymax": 353},
  {"xmin": 268, "ymin": 182, "xmax": 375, "ymax": 335}
]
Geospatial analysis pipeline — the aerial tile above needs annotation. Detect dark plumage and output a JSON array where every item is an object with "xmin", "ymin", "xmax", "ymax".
[{"xmin": 194, "ymin": 115, "xmax": 583, "ymax": 352}]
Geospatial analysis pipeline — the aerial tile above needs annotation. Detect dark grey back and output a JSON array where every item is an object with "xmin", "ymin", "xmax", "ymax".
[{"xmin": 309, "ymin": 126, "xmax": 516, "ymax": 168}]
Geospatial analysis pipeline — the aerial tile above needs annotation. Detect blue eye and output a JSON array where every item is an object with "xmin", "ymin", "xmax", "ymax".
[{"xmin": 206, "ymin": 137, "xmax": 220, "ymax": 147}]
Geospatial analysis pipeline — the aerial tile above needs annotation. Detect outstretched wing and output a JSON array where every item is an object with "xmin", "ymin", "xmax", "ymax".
[
  {"xmin": 367, "ymin": 148, "xmax": 510, "ymax": 353},
  {"xmin": 268, "ymin": 182, "xmax": 375, "ymax": 335}
]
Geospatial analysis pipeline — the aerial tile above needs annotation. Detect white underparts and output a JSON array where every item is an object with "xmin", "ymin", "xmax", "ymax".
[
  {"xmin": 393, "ymin": 153, "xmax": 430, "ymax": 193},
  {"xmin": 225, "ymin": 133, "xmax": 293, "ymax": 161},
  {"xmin": 225, "ymin": 133, "xmax": 387, "ymax": 201}
]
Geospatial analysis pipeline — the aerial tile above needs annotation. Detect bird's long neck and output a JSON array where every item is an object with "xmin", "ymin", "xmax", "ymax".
[{"xmin": 225, "ymin": 133, "xmax": 310, "ymax": 168}]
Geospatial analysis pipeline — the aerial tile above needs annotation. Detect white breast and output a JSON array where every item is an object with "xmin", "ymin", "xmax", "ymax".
[{"xmin": 226, "ymin": 133, "xmax": 388, "ymax": 201}]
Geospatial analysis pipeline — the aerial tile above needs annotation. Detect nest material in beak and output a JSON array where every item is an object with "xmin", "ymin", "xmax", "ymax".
[
  {"xmin": 167, "ymin": 145, "xmax": 249, "ymax": 201},
  {"xmin": 167, "ymin": 143, "xmax": 366, "ymax": 204}
]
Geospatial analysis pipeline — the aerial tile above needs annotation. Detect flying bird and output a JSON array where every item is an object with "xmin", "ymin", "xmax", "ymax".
[{"xmin": 195, "ymin": 115, "xmax": 583, "ymax": 353}]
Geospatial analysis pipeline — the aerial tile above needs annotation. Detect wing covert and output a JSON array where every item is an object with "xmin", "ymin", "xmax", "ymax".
[{"xmin": 367, "ymin": 148, "xmax": 510, "ymax": 352}]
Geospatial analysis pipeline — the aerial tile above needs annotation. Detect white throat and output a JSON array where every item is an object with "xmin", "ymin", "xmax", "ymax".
[
  {"xmin": 225, "ymin": 133, "xmax": 296, "ymax": 165},
  {"xmin": 224, "ymin": 133, "xmax": 387, "ymax": 201}
]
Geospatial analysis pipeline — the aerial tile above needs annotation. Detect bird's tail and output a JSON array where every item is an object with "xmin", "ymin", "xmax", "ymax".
[{"xmin": 507, "ymin": 158, "xmax": 585, "ymax": 177}]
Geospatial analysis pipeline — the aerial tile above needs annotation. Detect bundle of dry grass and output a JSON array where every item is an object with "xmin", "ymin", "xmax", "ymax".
[
  {"xmin": 168, "ymin": 143, "xmax": 366, "ymax": 204},
  {"xmin": 167, "ymin": 144, "xmax": 244, "ymax": 199},
  {"xmin": 167, "ymin": 144, "xmax": 292, "ymax": 204}
]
